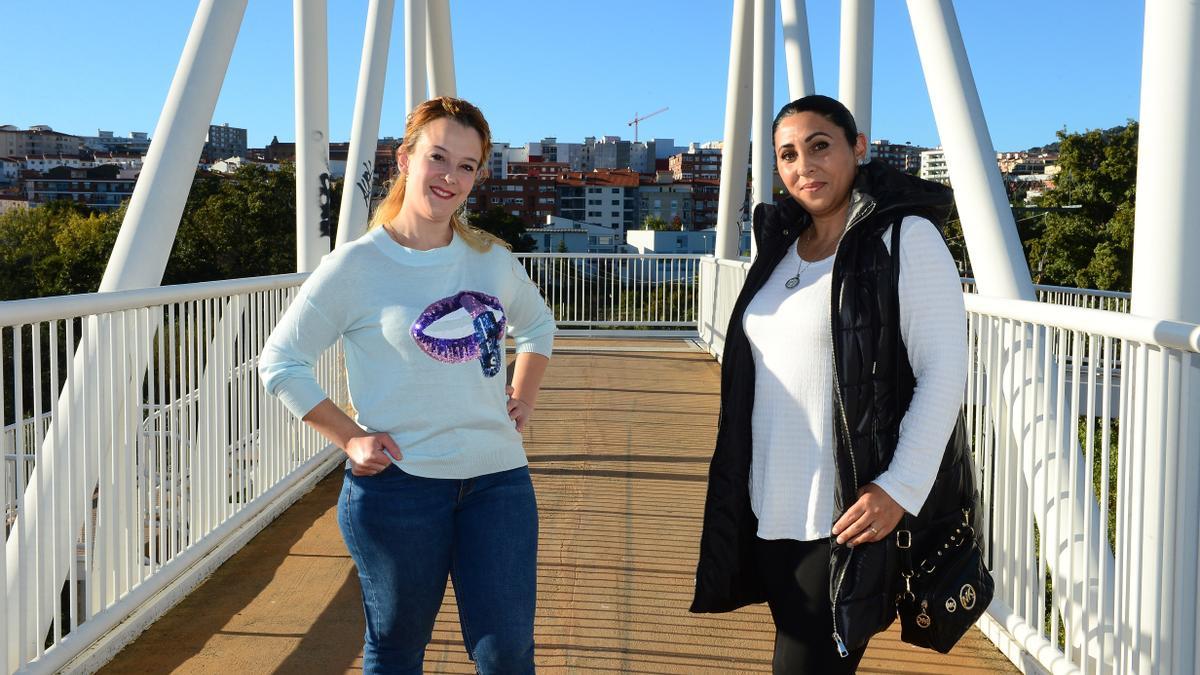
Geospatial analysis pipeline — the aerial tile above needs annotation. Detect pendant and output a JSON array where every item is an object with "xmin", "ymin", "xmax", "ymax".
[{"xmin": 785, "ymin": 275, "xmax": 800, "ymax": 289}]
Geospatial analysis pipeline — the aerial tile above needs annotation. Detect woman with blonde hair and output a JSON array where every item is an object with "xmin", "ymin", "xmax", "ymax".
[{"xmin": 260, "ymin": 96, "xmax": 555, "ymax": 674}]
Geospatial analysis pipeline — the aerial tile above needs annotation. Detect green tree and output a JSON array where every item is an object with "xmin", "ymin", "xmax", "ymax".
[
  {"xmin": 642, "ymin": 215, "xmax": 671, "ymax": 231},
  {"xmin": 165, "ymin": 163, "xmax": 301, "ymax": 284},
  {"xmin": 0, "ymin": 201, "xmax": 125, "ymax": 300},
  {"xmin": 1028, "ymin": 122, "xmax": 1138, "ymax": 290},
  {"xmin": 54, "ymin": 204, "xmax": 125, "ymax": 295},
  {"xmin": 467, "ymin": 206, "xmax": 535, "ymax": 252}
]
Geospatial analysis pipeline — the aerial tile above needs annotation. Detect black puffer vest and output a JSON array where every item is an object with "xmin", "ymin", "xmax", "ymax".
[{"xmin": 690, "ymin": 160, "xmax": 976, "ymax": 654}]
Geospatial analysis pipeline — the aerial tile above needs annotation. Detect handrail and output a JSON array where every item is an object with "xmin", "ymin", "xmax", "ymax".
[
  {"xmin": 960, "ymin": 277, "xmax": 1132, "ymax": 300},
  {"xmin": 963, "ymin": 293, "xmax": 1200, "ymax": 352},
  {"xmin": 516, "ymin": 252, "xmax": 705, "ymax": 260},
  {"xmin": 0, "ymin": 273, "xmax": 309, "ymax": 326}
]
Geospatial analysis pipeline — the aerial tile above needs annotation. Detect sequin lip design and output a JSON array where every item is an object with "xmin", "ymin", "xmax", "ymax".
[{"xmin": 411, "ymin": 291, "xmax": 507, "ymax": 377}]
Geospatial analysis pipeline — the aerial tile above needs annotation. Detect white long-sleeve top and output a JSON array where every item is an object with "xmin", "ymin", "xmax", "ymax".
[
  {"xmin": 743, "ymin": 215, "xmax": 967, "ymax": 541},
  {"xmin": 258, "ymin": 227, "xmax": 556, "ymax": 480}
]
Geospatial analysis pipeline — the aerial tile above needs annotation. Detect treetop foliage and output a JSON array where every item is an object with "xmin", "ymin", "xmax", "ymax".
[{"xmin": 1028, "ymin": 121, "xmax": 1137, "ymax": 291}]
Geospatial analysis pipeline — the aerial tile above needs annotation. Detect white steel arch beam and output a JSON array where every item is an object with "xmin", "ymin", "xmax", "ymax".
[
  {"xmin": 426, "ymin": 0, "xmax": 457, "ymax": 98},
  {"xmin": 1126, "ymin": 2, "xmax": 1200, "ymax": 673},
  {"xmin": 294, "ymin": 0, "xmax": 332, "ymax": 272},
  {"xmin": 749, "ymin": 0, "xmax": 775, "ymax": 261},
  {"xmin": 906, "ymin": 0, "xmax": 1033, "ymax": 300},
  {"xmin": 101, "ymin": 0, "xmax": 248, "ymax": 292},
  {"xmin": 335, "ymin": 0, "xmax": 397, "ymax": 246},
  {"xmin": 405, "ymin": 0, "xmax": 429, "ymax": 114},
  {"xmin": 839, "ymin": 0, "xmax": 874, "ymax": 147},
  {"xmin": 715, "ymin": 0, "xmax": 754, "ymax": 260},
  {"xmin": 907, "ymin": 2, "xmax": 1116, "ymax": 669},
  {"xmin": 4, "ymin": 1, "xmax": 249, "ymax": 668},
  {"xmin": 779, "ymin": 0, "xmax": 815, "ymax": 101},
  {"xmin": 1132, "ymin": 1, "xmax": 1200, "ymax": 325}
]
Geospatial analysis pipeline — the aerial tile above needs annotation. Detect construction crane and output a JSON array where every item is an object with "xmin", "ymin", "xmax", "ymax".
[{"xmin": 627, "ymin": 107, "xmax": 668, "ymax": 143}]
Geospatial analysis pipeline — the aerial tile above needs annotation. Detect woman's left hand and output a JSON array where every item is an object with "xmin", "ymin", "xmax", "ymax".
[
  {"xmin": 832, "ymin": 483, "xmax": 906, "ymax": 548},
  {"xmin": 506, "ymin": 385, "xmax": 535, "ymax": 432}
]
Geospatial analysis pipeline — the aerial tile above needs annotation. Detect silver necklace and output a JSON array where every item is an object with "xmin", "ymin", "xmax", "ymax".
[
  {"xmin": 784, "ymin": 255, "xmax": 813, "ymax": 289},
  {"xmin": 785, "ymin": 228, "xmax": 842, "ymax": 288},
  {"xmin": 785, "ymin": 235, "xmax": 821, "ymax": 289}
]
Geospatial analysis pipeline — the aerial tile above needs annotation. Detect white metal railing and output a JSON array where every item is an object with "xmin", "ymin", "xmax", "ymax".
[
  {"xmin": 0, "ymin": 273, "xmax": 346, "ymax": 674},
  {"xmin": 697, "ymin": 257, "xmax": 751, "ymax": 359},
  {"xmin": 964, "ymin": 296, "xmax": 1198, "ymax": 675},
  {"xmin": 4, "ymin": 252, "xmax": 1190, "ymax": 675},
  {"xmin": 515, "ymin": 253, "xmax": 703, "ymax": 332},
  {"xmin": 3, "ymin": 413, "xmax": 51, "ymax": 531},
  {"xmin": 961, "ymin": 278, "xmax": 1132, "ymax": 313}
]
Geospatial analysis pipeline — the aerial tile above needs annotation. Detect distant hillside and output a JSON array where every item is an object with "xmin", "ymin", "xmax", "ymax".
[{"xmin": 1025, "ymin": 124, "xmax": 1132, "ymax": 154}]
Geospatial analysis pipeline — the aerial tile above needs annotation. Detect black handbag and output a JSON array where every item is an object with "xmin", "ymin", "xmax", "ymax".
[
  {"xmin": 895, "ymin": 509, "xmax": 994, "ymax": 653},
  {"xmin": 883, "ymin": 218, "xmax": 994, "ymax": 653}
]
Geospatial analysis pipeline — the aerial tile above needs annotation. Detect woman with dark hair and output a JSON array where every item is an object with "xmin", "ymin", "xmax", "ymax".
[
  {"xmin": 691, "ymin": 95, "xmax": 974, "ymax": 673},
  {"xmin": 260, "ymin": 97, "xmax": 555, "ymax": 674}
]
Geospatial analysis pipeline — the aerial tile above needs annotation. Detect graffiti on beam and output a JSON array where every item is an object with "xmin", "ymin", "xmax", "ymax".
[
  {"xmin": 356, "ymin": 160, "xmax": 374, "ymax": 210},
  {"xmin": 318, "ymin": 171, "xmax": 333, "ymax": 238}
]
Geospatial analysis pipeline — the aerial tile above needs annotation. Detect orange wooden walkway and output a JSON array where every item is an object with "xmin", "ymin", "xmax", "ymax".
[{"xmin": 101, "ymin": 339, "xmax": 1014, "ymax": 674}]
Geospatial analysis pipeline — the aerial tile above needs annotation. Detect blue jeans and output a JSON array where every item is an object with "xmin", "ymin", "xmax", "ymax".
[{"xmin": 338, "ymin": 464, "xmax": 538, "ymax": 675}]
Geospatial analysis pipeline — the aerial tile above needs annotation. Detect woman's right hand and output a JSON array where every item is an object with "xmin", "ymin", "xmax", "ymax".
[{"xmin": 345, "ymin": 433, "xmax": 403, "ymax": 476}]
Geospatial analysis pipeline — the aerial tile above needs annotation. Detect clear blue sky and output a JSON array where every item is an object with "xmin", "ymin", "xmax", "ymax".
[{"xmin": 5, "ymin": 1, "xmax": 1143, "ymax": 152}]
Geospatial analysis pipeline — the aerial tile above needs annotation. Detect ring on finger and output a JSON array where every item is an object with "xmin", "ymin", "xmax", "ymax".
[{"xmin": 868, "ymin": 526, "xmax": 879, "ymax": 536}]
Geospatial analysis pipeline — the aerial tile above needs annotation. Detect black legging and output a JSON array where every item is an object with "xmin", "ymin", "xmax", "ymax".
[{"xmin": 754, "ymin": 537, "xmax": 869, "ymax": 674}]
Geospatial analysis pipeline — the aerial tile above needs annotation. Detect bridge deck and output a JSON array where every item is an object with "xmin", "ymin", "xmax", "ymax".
[{"xmin": 100, "ymin": 338, "xmax": 1014, "ymax": 674}]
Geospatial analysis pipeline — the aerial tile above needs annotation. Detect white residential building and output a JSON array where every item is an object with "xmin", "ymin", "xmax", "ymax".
[
  {"xmin": 82, "ymin": 130, "xmax": 151, "ymax": 153},
  {"xmin": 489, "ymin": 142, "xmax": 510, "ymax": 179},
  {"xmin": 919, "ymin": 148, "xmax": 950, "ymax": 184}
]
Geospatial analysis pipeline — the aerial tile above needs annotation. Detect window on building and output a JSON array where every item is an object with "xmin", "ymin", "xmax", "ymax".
[{"xmin": 611, "ymin": 199, "xmax": 619, "ymax": 205}]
